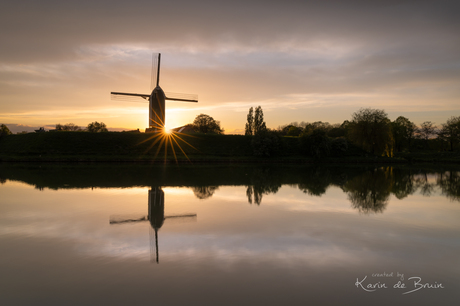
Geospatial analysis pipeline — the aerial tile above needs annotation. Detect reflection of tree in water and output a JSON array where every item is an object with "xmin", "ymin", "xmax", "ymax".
[
  {"xmin": 391, "ymin": 168, "xmax": 418, "ymax": 199},
  {"xmin": 0, "ymin": 177, "xmax": 6, "ymax": 184},
  {"xmin": 192, "ymin": 186, "xmax": 219, "ymax": 199},
  {"xmin": 297, "ymin": 168, "xmax": 332, "ymax": 196},
  {"xmin": 437, "ymin": 171, "xmax": 460, "ymax": 202},
  {"xmin": 246, "ymin": 184, "xmax": 280, "ymax": 205},
  {"xmin": 343, "ymin": 168, "xmax": 392, "ymax": 214},
  {"xmin": 414, "ymin": 171, "xmax": 436, "ymax": 197},
  {"xmin": 246, "ymin": 168, "xmax": 282, "ymax": 205}
]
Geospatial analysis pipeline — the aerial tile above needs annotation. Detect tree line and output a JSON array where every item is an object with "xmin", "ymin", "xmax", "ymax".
[
  {"xmin": 54, "ymin": 122, "xmax": 109, "ymax": 133},
  {"xmin": 0, "ymin": 122, "xmax": 109, "ymax": 135},
  {"xmin": 2, "ymin": 107, "xmax": 459, "ymax": 156},
  {"xmin": 188, "ymin": 167, "xmax": 460, "ymax": 209},
  {"xmin": 242, "ymin": 107, "xmax": 460, "ymax": 157}
]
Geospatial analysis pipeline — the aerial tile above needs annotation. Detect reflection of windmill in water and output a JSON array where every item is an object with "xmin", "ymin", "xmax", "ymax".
[
  {"xmin": 109, "ymin": 187, "xmax": 197, "ymax": 263},
  {"xmin": 111, "ymin": 53, "xmax": 198, "ymax": 133}
]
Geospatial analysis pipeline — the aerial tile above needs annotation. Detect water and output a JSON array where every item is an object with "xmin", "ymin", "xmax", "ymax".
[{"xmin": 1, "ymin": 164, "xmax": 459, "ymax": 305}]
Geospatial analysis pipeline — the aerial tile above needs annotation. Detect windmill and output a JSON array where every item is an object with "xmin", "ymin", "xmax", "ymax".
[
  {"xmin": 109, "ymin": 187, "xmax": 197, "ymax": 263},
  {"xmin": 111, "ymin": 53, "xmax": 198, "ymax": 133}
]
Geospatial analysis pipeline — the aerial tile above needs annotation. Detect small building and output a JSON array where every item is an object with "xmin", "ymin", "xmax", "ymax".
[{"xmin": 172, "ymin": 124, "xmax": 195, "ymax": 134}]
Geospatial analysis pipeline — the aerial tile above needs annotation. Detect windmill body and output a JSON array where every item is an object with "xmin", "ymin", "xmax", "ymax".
[
  {"xmin": 111, "ymin": 53, "xmax": 198, "ymax": 133},
  {"xmin": 149, "ymin": 86, "xmax": 166, "ymax": 133}
]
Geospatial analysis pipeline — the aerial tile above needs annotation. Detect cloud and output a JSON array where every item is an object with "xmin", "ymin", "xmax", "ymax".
[{"xmin": 1, "ymin": 0, "xmax": 459, "ymax": 129}]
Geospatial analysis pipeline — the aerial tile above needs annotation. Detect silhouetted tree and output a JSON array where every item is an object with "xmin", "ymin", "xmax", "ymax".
[
  {"xmin": 327, "ymin": 123, "xmax": 347, "ymax": 138},
  {"xmin": 56, "ymin": 123, "xmax": 81, "ymax": 131},
  {"xmin": 249, "ymin": 106, "xmax": 280, "ymax": 156},
  {"xmin": 0, "ymin": 124, "xmax": 12, "ymax": 136},
  {"xmin": 438, "ymin": 116, "xmax": 460, "ymax": 151},
  {"xmin": 245, "ymin": 107, "xmax": 254, "ymax": 136},
  {"xmin": 287, "ymin": 126, "xmax": 302, "ymax": 136},
  {"xmin": 348, "ymin": 108, "xmax": 394, "ymax": 156},
  {"xmin": 417, "ymin": 121, "xmax": 436, "ymax": 149},
  {"xmin": 86, "ymin": 121, "xmax": 108, "ymax": 133},
  {"xmin": 391, "ymin": 116, "xmax": 416, "ymax": 152},
  {"xmin": 192, "ymin": 114, "xmax": 224, "ymax": 134},
  {"xmin": 278, "ymin": 123, "xmax": 303, "ymax": 136},
  {"xmin": 253, "ymin": 106, "xmax": 267, "ymax": 135}
]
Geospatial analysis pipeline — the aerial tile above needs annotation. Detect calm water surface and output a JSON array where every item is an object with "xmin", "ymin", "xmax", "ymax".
[{"xmin": 1, "ymin": 164, "xmax": 459, "ymax": 305}]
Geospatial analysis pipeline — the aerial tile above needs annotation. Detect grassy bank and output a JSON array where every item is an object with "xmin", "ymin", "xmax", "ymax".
[
  {"xmin": 0, "ymin": 132, "xmax": 253, "ymax": 162},
  {"xmin": 0, "ymin": 131, "xmax": 455, "ymax": 163}
]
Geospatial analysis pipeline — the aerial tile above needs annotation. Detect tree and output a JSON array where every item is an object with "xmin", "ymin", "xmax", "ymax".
[
  {"xmin": 417, "ymin": 121, "xmax": 436, "ymax": 149},
  {"xmin": 192, "ymin": 114, "xmax": 224, "ymax": 134},
  {"xmin": 391, "ymin": 116, "xmax": 416, "ymax": 152},
  {"xmin": 287, "ymin": 126, "xmax": 301, "ymax": 136},
  {"xmin": 87, "ymin": 121, "xmax": 108, "ymax": 133},
  {"xmin": 56, "ymin": 123, "xmax": 81, "ymax": 131},
  {"xmin": 438, "ymin": 116, "xmax": 460, "ymax": 151},
  {"xmin": 63, "ymin": 123, "xmax": 80, "ymax": 131},
  {"xmin": 0, "ymin": 124, "xmax": 12, "ymax": 136},
  {"xmin": 245, "ymin": 107, "xmax": 254, "ymax": 136},
  {"xmin": 347, "ymin": 108, "xmax": 394, "ymax": 156},
  {"xmin": 253, "ymin": 106, "xmax": 267, "ymax": 135}
]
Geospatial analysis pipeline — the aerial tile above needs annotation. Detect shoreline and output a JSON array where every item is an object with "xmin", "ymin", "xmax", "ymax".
[{"xmin": 1, "ymin": 132, "xmax": 459, "ymax": 164}]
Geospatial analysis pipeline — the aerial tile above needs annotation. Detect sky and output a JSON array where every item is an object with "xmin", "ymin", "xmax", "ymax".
[{"xmin": 1, "ymin": 0, "xmax": 459, "ymax": 134}]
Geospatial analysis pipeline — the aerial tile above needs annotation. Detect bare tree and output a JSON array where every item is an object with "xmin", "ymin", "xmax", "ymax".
[{"xmin": 417, "ymin": 121, "xmax": 437, "ymax": 149}]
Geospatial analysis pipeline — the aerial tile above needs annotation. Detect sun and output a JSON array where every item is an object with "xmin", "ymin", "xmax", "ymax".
[
  {"xmin": 137, "ymin": 122, "xmax": 198, "ymax": 164},
  {"xmin": 163, "ymin": 121, "xmax": 174, "ymax": 134}
]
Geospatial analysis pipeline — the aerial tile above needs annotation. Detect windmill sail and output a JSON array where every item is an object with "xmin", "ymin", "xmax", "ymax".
[
  {"xmin": 110, "ymin": 92, "xmax": 149, "ymax": 102},
  {"xmin": 109, "ymin": 213, "xmax": 197, "ymax": 224},
  {"xmin": 151, "ymin": 53, "xmax": 160, "ymax": 90},
  {"xmin": 165, "ymin": 92, "xmax": 198, "ymax": 102},
  {"xmin": 109, "ymin": 215, "xmax": 148, "ymax": 224}
]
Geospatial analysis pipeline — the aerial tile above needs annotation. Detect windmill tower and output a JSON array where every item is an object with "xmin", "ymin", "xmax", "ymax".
[
  {"xmin": 109, "ymin": 187, "xmax": 197, "ymax": 263},
  {"xmin": 111, "ymin": 53, "xmax": 198, "ymax": 133}
]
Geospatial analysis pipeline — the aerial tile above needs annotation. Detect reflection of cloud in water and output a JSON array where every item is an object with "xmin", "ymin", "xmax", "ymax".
[
  {"xmin": 92, "ymin": 187, "xmax": 149, "ymax": 195},
  {"xmin": 163, "ymin": 187, "xmax": 194, "ymax": 195},
  {"xmin": 2, "ymin": 181, "xmax": 460, "ymax": 274}
]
